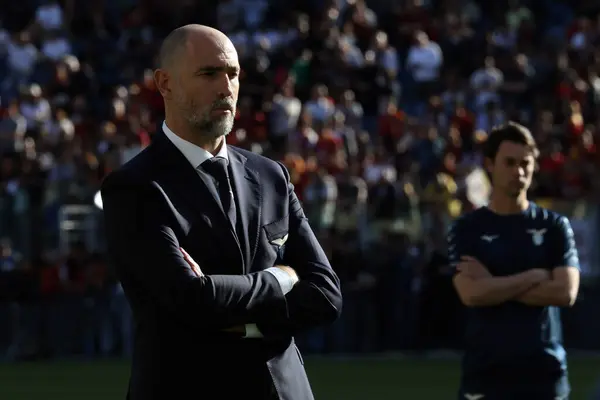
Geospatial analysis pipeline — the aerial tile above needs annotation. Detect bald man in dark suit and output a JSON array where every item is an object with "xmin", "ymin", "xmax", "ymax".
[{"xmin": 101, "ymin": 25, "xmax": 342, "ymax": 400}]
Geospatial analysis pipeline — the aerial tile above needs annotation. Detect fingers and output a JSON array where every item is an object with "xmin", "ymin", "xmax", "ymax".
[
  {"xmin": 180, "ymin": 247, "xmax": 191, "ymax": 260},
  {"xmin": 457, "ymin": 260, "xmax": 476, "ymax": 268},
  {"xmin": 456, "ymin": 263, "xmax": 471, "ymax": 273},
  {"xmin": 180, "ymin": 247, "xmax": 203, "ymax": 276}
]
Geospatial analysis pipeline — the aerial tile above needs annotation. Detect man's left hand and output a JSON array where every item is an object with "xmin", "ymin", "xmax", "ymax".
[{"xmin": 181, "ymin": 247, "xmax": 203, "ymax": 276}]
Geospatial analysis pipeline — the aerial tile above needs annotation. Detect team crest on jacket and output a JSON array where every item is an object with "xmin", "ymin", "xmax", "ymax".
[{"xmin": 526, "ymin": 228, "xmax": 547, "ymax": 246}]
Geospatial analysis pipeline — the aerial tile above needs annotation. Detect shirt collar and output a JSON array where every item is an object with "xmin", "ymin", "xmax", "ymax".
[{"xmin": 162, "ymin": 121, "xmax": 228, "ymax": 169}]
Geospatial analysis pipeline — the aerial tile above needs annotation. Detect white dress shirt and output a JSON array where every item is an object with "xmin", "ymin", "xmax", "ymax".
[{"xmin": 163, "ymin": 122, "xmax": 296, "ymax": 338}]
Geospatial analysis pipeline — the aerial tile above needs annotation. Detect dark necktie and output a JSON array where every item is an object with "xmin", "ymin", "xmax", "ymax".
[{"xmin": 202, "ymin": 157, "xmax": 237, "ymax": 229}]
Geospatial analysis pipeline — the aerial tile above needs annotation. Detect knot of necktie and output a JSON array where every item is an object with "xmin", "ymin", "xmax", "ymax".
[{"xmin": 201, "ymin": 157, "xmax": 229, "ymax": 181}]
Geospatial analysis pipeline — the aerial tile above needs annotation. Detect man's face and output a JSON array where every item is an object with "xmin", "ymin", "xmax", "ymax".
[
  {"xmin": 170, "ymin": 36, "xmax": 240, "ymax": 141},
  {"xmin": 487, "ymin": 141, "xmax": 536, "ymax": 197}
]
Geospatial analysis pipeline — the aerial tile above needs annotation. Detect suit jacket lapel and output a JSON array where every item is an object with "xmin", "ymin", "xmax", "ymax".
[
  {"xmin": 153, "ymin": 130, "xmax": 244, "ymax": 274},
  {"xmin": 228, "ymin": 148, "xmax": 261, "ymax": 272}
]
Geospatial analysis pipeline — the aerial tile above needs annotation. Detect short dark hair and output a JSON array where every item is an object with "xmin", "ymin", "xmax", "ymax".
[
  {"xmin": 156, "ymin": 27, "xmax": 189, "ymax": 69},
  {"xmin": 482, "ymin": 121, "xmax": 539, "ymax": 161}
]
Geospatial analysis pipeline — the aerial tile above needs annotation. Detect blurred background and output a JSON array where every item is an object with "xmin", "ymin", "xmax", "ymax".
[{"xmin": 0, "ymin": 0, "xmax": 600, "ymax": 399}]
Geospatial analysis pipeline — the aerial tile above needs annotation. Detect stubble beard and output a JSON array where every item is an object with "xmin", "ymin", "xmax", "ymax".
[{"xmin": 177, "ymin": 96, "xmax": 235, "ymax": 141}]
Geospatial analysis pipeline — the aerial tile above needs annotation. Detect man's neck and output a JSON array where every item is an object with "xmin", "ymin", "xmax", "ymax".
[
  {"xmin": 488, "ymin": 191, "xmax": 529, "ymax": 215},
  {"xmin": 165, "ymin": 118, "xmax": 224, "ymax": 156}
]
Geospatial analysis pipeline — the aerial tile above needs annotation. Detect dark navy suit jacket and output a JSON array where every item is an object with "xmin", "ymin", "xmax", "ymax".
[{"xmin": 101, "ymin": 130, "xmax": 342, "ymax": 399}]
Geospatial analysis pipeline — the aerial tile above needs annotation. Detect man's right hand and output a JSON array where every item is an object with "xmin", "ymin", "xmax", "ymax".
[{"xmin": 275, "ymin": 265, "xmax": 299, "ymax": 283}]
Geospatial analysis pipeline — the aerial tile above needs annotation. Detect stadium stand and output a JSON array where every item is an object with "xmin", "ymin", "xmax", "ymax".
[{"xmin": 0, "ymin": 0, "xmax": 599, "ymax": 363}]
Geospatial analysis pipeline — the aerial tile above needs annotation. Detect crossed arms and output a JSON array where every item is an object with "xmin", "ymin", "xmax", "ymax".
[
  {"xmin": 448, "ymin": 217, "xmax": 580, "ymax": 308},
  {"xmin": 101, "ymin": 165, "xmax": 342, "ymax": 337},
  {"xmin": 452, "ymin": 256, "xmax": 580, "ymax": 307}
]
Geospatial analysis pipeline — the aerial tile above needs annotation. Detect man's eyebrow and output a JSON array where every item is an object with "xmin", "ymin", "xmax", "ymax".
[{"xmin": 195, "ymin": 65, "xmax": 240, "ymax": 74}]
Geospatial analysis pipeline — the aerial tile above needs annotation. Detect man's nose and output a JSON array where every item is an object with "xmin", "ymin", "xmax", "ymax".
[{"xmin": 217, "ymin": 74, "xmax": 234, "ymax": 98}]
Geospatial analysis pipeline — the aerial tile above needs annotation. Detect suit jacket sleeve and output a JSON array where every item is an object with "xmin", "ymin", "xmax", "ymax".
[
  {"xmin": 101, "ymin": 171, "xmax": 288, "ymax": 331},
  {"xmin": 256, "ymin": 163, "xmax": 342, "ymax": 336}
]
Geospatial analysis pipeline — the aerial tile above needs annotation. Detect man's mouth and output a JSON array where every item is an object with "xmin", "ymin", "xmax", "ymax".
[
  {"xmin": 212, "ymin": 100, "xmax": 235, "ymax": 113},
  {"xmin": 211, "ymin": 108, "xmax": 232, "ymax": 115}
]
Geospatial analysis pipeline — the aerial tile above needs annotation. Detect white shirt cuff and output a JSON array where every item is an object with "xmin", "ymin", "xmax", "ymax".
[
  {"xmin": 265, "ymin": 267, "xmax": 297, "ymax": 295},
  {"xmin": 244, "ymin": 323, "xmax": 263, "ymax": 338}
]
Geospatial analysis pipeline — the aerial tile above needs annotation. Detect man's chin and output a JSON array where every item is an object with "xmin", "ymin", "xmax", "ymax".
[
  {"xmin": 204, "ymin": 129, "xmax": 230, "ymax": 140},
  {"xmin": 191, "ymin": 119, "xmax": 233, "ymax": 139},
  {"xmin": 505, "ymin": 187, "xmax": 526, "ymax": 198},
  {"xmin": 211, "ymin": 119, "xmax": 233, "ymax": 138}
]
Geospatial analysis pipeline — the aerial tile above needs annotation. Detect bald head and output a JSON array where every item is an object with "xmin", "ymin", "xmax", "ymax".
[
  {"xmin": 154, "ymin": 24, "xmax": 241, "ymax": 148},
  {"xmin": 157, "ymin": 24, "xmax": 232, "ymax": 70}
]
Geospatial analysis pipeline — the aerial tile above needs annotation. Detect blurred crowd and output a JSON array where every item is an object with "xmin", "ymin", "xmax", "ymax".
[{"xmin": 1, "ymin": 0, "xmax": 600, "ymax": 360}]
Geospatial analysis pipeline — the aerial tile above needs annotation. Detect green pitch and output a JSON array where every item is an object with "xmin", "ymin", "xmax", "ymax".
[{"xmin": 0, "ymin": 356, "xmax": 598, "ymax": 399}]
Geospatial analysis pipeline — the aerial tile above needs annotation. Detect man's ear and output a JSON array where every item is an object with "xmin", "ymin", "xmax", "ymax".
[{"xmin": 154, "ymin": 69, "xmax": 171, "ymax": 99}]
